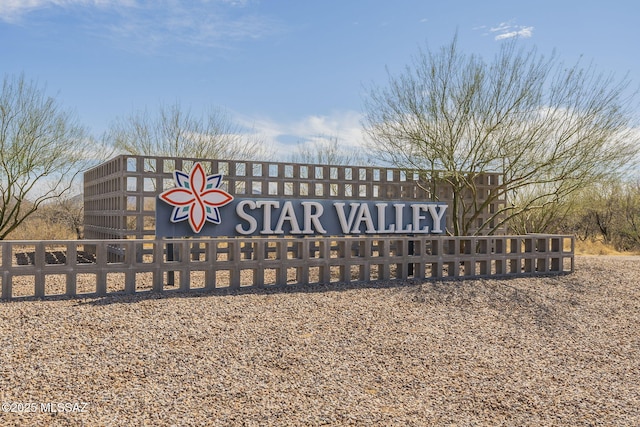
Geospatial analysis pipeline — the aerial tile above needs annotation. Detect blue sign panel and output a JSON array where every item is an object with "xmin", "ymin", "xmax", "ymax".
[
  {"xmin": 156, "ymin": 197, "xmax": 447, "ymax": 238},
  {"xmin": 155, "ymin": 162, "xmax": 448, "ymax": 238}
]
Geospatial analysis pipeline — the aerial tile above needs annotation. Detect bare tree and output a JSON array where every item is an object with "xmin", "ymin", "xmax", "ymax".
[
  {"xmin": 362, "ymin": 35, "xmax": 639, "ymax": 235},
  {"xmin": 558, "ymin": 178, "xmax": 640, "ymax": 250},
  {"xmin": 289, "ymin": 135, "xmax": 365, "ymax": 165},
  {"xmin": 49, "ymin": 191, "xmax": 85, "ymax": 239},
  {"xmin": 0, "ymin": 74, "xmax": 94, "ymax": 240},
  {"xmin": 106, "ymin": 102, "xmax": 271, "ymax": 163}
]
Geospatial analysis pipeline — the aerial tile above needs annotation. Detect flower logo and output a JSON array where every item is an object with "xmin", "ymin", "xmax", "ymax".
[{"xmin": 159, "ymin": 162, "xmax": 234, "ymax": 233}]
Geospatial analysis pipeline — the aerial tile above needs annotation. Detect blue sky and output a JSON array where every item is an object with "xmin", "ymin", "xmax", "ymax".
[{"xmin": 1, "ymin": 0, "xmax": 639, "ymax": 158}]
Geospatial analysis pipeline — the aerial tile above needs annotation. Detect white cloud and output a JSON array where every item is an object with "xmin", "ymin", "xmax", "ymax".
[
  {"xmin": 490, "ymin": 22, "xmax": 512, "ymax": 33},
  {"xmin": 0, "ymin": 0, "xmax": 134, "ymax": 22},
  {"xmin": 494, "ymin": 26, "xmax": 533, "ymax": 40},
  {"xmin": 237, "ymin": 111, "xmax": 368, "ymax": 161},
  {"xmin": 487, "ymin": 21, "xmax": 534, "ymax": 41},
  {"xmin": 0, "ymin": 0, "xmax": 282, "ymax": 53}
]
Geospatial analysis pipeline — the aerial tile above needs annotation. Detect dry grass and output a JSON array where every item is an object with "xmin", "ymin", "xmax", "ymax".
[
  {"xmin": 0, "ymin": 256, "xmax": 639, "ymax": 426},
  {"xmin": 574, "ymin": 239, "xmax": 619, "ymax": 255},
  {"xmin": 574, "ymin": 238, "xmax": 640, "ymax": 256},
  {"xmin": 5, "ymin": 219, "xmax": 77, "ymax": 241}
]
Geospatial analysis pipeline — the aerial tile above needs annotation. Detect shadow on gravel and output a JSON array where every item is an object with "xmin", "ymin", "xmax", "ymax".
[
  {"xmin": 69, "ymin": 278, "xmax": 429, "ymax": 306},
  {"xmin": 60, "ymin": 273, "xmax": 582, "ymax": 336},
  {"xmin": 2, "ymin": 277, "xmax": 424, "ymax": 304},
  {"xmin": 13, "ymin": 250, "xmax": 96, "ymax": 265},
  {"xmin": 10, "ymin": 272, "xmax": 576, "ymax": 328},
  {"xmin": 404, "ymin": 275, "xmax": 582, "ymax": 334}
]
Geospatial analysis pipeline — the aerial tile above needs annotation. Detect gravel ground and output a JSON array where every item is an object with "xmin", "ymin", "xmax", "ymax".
[{"xmin": 0, "ymin": 255, "xmax": 639, "ymax": 426}]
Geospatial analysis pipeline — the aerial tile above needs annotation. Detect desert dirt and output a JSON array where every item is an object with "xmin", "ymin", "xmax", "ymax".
[{"xmin": 0, "ymin": 255, "xmax": 639, "ymax": 426}]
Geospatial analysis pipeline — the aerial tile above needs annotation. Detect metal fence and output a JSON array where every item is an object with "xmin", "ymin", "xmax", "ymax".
[{"xmin": 1, "ymin": 234, "xmax": 574, "ymax": 300}]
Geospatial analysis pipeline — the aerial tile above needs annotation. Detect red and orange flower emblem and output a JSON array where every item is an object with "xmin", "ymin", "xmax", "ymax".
[{"xmin": 159, "ymin": 162, "xmax": 234, "ymax": 233}]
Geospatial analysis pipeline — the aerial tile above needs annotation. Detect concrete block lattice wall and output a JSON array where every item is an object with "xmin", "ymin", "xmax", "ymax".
[
  {"xmin": 1, "ymin": 235, "xmax": 574, "ymax": 300},
  {"xmin": 83, "ymin": 155, "xmax": 507, "ymax": 239}
]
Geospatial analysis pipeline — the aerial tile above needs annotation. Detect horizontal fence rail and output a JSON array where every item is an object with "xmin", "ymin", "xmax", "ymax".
[{"xmin": 0, "ymin": 235, "xmax": 574, "ymax": 300}]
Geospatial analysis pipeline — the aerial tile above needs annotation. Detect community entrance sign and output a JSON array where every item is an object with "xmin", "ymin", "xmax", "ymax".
[{"xmin": 156, "ymin": 162, "xmax": 448, "ymax": 238}]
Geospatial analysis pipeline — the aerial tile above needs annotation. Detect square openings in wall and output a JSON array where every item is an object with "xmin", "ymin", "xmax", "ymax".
[
  {"xmin": 190, "ymin": 270, "xmax": 206, "ymax": 290},
  {"xmin": 215, "ymin": 270, "xmax": 231, "ymax": 288},
  {"xmin": 240, "ymin": 269, "xmax": 256, "ymax": 287},
  {"xmin": 106, "ymin": 272, "xmax": 126, "ymax": 294},
  {"xmin": 163, "ymin": 159, "xmax": 175, "ymax": 173},
  {"xmin": 127, "ymin": 157, "xmax": 137, "ymax": 172},
  {"xmin": 12, "ymin": 244, "xmax": 35, "ymax": 267},
  {"xmin": 11, "ymin": 275, "xmax": 35, "ymax": 298},
  {"xmin": 76, "ymin": 273, "xmax": 97, "ymax": 295},
  {"xmin": 127, "ymin": 177, "xmax": 138, "ymax": 192}
]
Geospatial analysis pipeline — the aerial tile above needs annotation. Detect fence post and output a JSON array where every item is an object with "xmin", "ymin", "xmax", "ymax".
[
  {"xmin": 0, "ymin": 235, "xmax": 575, "ymax": 299},
  {"xmin": 1, "ymin": 242, "xmax": 11, "ymax": 299}
]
